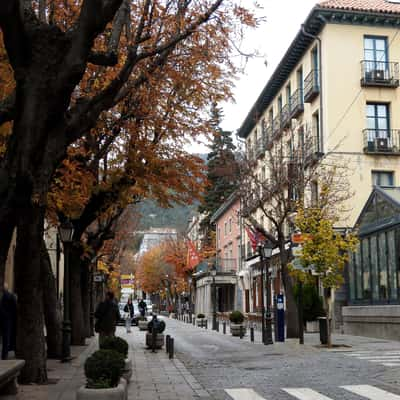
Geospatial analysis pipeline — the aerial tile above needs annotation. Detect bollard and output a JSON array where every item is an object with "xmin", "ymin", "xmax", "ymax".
[
  {"xmin": 169, "ymin": 338, "xmax": 174, "ymax": 359},
  {"xmin": 239, "ymin": 325, "xmax": 244, "ymax": 339},
  {"xmin": 223, "ymin": 321, "xmax": 226, "ymax": 334},
  {"xmin": 250, "ymin": 327, "xmax": 254, "ymax": 342},
  {"xmin": 152, "ymin": 325, "xmax": 157, "ymax": 352},
  {"xmin": 205, "ymin": 320, "xmax": 208, "ymax": 329},
  {"xmin": 216, "ymin": 320, "xmax": 219, "ymax": 332},
  {"xmin": 193, "ymin": 317, "xmax": 196, "ymax": 326},
  {"xmin": 166, "ymin": 335, "xmax": 170, "ymax": 353}
]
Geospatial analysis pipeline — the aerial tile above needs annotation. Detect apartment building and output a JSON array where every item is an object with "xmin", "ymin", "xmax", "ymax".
[{"xmin": 238, "ymin": 0, "xmax": 400, "ymax": 337}]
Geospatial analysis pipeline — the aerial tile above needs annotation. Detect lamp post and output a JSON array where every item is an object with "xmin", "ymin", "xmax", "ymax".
[
  {"xmin": 58, "ymin": 220, "xmax": 74, "ymax": 362},
  {"xmin": 188, "ymin": 276, "xmax": 193, "ymax": 323},
  {"xmin": 258, "ymin": 242, "xmax": 274, "ymax": 345},
  {"xmin": 210, "ymin": 264, "xmax": 217, "ymax": 331}
]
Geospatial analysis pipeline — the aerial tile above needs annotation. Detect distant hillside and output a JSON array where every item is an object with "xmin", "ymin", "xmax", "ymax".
[{"xmin": 135, "ymin": 199, "xmax": 198, "ymax": 234}]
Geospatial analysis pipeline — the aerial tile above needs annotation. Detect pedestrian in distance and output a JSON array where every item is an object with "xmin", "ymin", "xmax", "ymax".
[
  {"xmin": 124, "ymin": 298, "xmax": 134, "ymax": 333},
  {"xmin": 0, "ymin": 283, "xmax": 17, "ymax": 360},
  {"xmin": 94, "ymin": 291, "xmax": 120, "ymax": 346},
  {"xmin": 138, "ymin": 298, "xmax": 147, "ymax": 317}
]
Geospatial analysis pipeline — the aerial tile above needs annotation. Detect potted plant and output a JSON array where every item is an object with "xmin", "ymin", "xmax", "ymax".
[
  {"xmin": 145, "ymin": 318, "xmax": 166, "ymax": 349},
  {"xmin": 137, "ymin": 315, "xmax": 148, "ymax": 331},
  {"xmin": 229, "ymin": 311, "xmax": 246, "ymax": 337},
  {"xmin": 100, "ymin": 336, "xmax": 131, "ymax": 382},
  {"xmin": 196, "ymin": 313, "xmax": 206, "ymax": 328},
  {"xmin": 76, "ymin": 349, "xmax": 127, "ymax": 400}
]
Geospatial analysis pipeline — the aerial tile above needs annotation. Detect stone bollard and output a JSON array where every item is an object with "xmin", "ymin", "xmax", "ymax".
[
  {"xmin": 205, "ymin": 320, "xmax": 208, "ymax": 330},
  {"xmin": 193, "ymin": 317, "xmax": 196, "ymax": 326},
  {"xmin": 250, "ymin": 327, "xmax": 254, "ymax": 342},
  {"xmin": 169, "ymin": 338, "xmax": 174, "ymax": 359},
  {"xmin": 223, "ymin": 321, "xmax": 226, "ymax": 334},
  {"xmin": 239, "ymin": 325, "xmax": 244, "ymax": 339},
  {"xmin": 166, "ymin": 335, "xmax": 170, "ymax": 353},
  {"xmin": 216, "ymin": 320, "xmax": 219, "ymax": 332}
]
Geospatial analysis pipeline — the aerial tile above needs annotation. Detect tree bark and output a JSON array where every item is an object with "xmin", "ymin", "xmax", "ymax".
[
  {"xmin": 41, "ymin": 240, "xmax": 62, "ymax": 359},
  {"xmin": 14, "ymin": 205, "xmax": 47, "ymax": 384},
  {"xmin": 81, "ymin": 261, "xmax": 91, "ymax": 338},
  {"xmin": 70, "ymin": 246, "xmax": 86, "ymax": 345}
]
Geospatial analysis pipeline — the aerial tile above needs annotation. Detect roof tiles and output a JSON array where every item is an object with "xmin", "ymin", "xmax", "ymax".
[{"xmin": 318, "ymin": 0, "xmax": 400, "ymax": 14}]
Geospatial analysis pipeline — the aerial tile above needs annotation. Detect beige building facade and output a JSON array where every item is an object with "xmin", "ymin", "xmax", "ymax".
[{"xmin": 238, "ymin": 0, "xmax": 400, "ymax": 338}]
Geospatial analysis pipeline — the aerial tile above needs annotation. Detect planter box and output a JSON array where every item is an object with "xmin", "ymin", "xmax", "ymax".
[
  {"xmin": 306, "ymin": 320, "xmax": 319, "ymax": 333},
  {"xmin": 122, "ymin": 359, "xmax": 132, "ymax": 383},
  {"xmin": 145, "ymin": 333, "xmax": 164, "ymax": 349},
  {"xmin": 76, "ymin": 378, "xmax": 127, "ymax": 400},
  {"xmin": 230, "ymin": 323, "xmax": 246, "ymax": 337},
  {"xmin": 138, "ymin": 320, "xmax": 148, "ymax": 331},
  {"xmin": 196, "ymin": 319, "xmax": 207, "ymax": 328}
]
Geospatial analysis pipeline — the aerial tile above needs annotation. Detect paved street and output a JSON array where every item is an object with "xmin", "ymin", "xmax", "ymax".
[{"xmin": 165, "ymin": 317, "xmax": 400, "ymax": 400}]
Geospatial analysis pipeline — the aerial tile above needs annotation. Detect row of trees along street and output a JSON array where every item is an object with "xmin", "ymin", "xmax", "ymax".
[{"xmin": 0, "ymin": 0, "xmax": 260, "ymax": 383}]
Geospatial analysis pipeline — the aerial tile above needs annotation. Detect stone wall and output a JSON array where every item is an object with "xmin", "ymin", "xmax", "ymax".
[{"xmin": 342, "ymin": 305, "xmax": 400, "ymax": 340}]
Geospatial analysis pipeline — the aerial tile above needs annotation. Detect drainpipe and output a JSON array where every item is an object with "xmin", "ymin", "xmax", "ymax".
[{"xmin": 301, "ymin": 23, "xmax": 324, "ymax": 154}]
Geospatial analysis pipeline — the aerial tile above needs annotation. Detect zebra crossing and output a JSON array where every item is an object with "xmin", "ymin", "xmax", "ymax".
[
  {"xmin": 344, "ymin": 349, "xmax": 400, "ymax": 367},
  {"xmin": 225, "ymin": 385, "xmax": 400, "ymax": 400}
]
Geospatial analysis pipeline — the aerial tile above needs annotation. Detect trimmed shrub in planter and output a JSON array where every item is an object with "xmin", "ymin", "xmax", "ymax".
[
  {"xmin": 197, "ymin": 313, "xmax": 205, "ymax": 319},
  {"xmin": 84, "ymin": 350, "xmax": 125, "ymax": 389},
  {"xmin": 147, "ymin": 319, "xmax": 166, "ymax": 334},
  {"xmin": 100, "ymin": 337, "xmax": 129, "ymax": 359},
  {"xmin": 229, "ymin": 311, "xmax": 246, "ymax": 337}
]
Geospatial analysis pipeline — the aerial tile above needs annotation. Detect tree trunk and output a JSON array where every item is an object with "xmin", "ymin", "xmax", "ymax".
[
  {"xmin": 14, "ymin": 205, "xmax": 47, "ymax": 384},
  {"xmin": 70, "ymin": 246, "xmax": 86, "ymax": 345},
  {"xmin": 81, "ymin": 261, "xmax": 91, "ymax": 338},
  {"xmin": 41, "ymin": 240, "xmax": 62, "ymax": 359}
]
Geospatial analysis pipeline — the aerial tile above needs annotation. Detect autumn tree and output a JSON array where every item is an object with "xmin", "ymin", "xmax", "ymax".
[
  {"xmin": 237, "ymin": 125, "xmax": 351, "ymax": 338},
  {"xmin": 0, "ymin": 1, "xmax": 259, "ymax": 382},
  {"xmin": 290, "ymin": 205, "xmax": 358, "ymax": 346}
]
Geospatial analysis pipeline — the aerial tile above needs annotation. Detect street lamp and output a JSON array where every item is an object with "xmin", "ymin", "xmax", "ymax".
[
  {"xmin": 188, "ymin": 276, "xmax": 193, "ymax": 323},
  {"xmin": 210, "ymin": 264, "xmax": 217, "ymax": 331},
  {"xmin": 58, "ymin": 220, "xmax": 74, "ymax": 362},
  {"xmin": 258, "ymin": 242, "xmax": 274, "ymax": 345}
]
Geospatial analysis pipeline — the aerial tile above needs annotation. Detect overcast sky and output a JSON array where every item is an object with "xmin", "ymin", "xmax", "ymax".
[{"xmin": 189, "ymin": 0, "xmax": 318, "ymax": 153}]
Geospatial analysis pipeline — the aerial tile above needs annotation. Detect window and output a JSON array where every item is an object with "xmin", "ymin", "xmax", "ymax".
[
  {"xmin": 311, "ymin": 181, "xmax": 318, "ymax": 206},
  {"xmin": 278, "ymin": 95, "xmax": 283, "ymax": 113},
  {"xmin": 312, "ymin": 111, "xmax": 320, "ymax": 152},
  {"xmin": 372, "ymin": 171, "xmax": 394, "ymax": 186},
  {"xmin": 366, "ymin": 103, "xmax": 390, "ymax": 138},
  {"xmin": 286, "ymin": 83, "xmax": 291, "ymax": 106},
  {"xmin": 269, "ymin": 109, "xmax": 274, "ymax": 124},
  {"xmin": 224, "ymin": 221, "xmax": 227, "ymax": 236},
  {"xmin": 229, "ymin": 218, "xmax": 232, "ymax": 233},
  {"xmin": 297, "ymin": 67, "xmax": 303, "ymax": 93},
  {"xmin": 364, "ymin": 36, "xmax": 388, "ymax": 65}
]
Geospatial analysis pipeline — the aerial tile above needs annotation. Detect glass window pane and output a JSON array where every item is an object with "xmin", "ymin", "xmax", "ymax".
[
  {"xmin": 376, "ymin": 50, "xmax": 386, "ymax": 62},
  {"xmin": 364, "ymin": 50, "xmax": 374, "ymax": 61},
  {"xmin": 375, "ymin": 39, "xmax": 386, "ymax": 51},
  {"xmin": 370, "ymin": 236, "xmax": 379, "ymax": 301},
  {"xmin": 355, "ymin": 243, "xmax": 363, "ymax": 300},
  {"xmin": 377, "ymin": 119, "xmax": 388, "ymax": 130},
  {"xmin": 388, "ymin": 230, "xmax": 398, "ymax": 300},
  {"xmin": 364, "ymin": 38, "xmax": 374, "ymax": 50},
  {"xmin": 367, "ymin": 104, "xmax": 375, "ymax": 117},
  {"xmin": 362, "ymin": 239, "xmax": 371, "ymax": 301},
  {"xmin": 379, "ymin": 232, "xmax": 388, "ymax": 301},
  {"xmin": 367, "ymin": 118, "xmax": 376, "ymax": 131},
  {"xmin": 378, "ymin": 105, "xmax": 388, "ymax": 117}
]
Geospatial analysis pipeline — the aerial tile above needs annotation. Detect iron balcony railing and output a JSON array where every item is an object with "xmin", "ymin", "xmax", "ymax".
[
  {"xmin": 255, "ymin": 137, "xmax": 266, "ymax": 158},
  {"xmin": 304, "ymin": 69, "xmax": 320, "ymax": 103},
  {"xmin": 272, "ymin": 115, "xmax": 281, "ymax": 137},
  {"xmin": 281, "ymin": 103, "xmax": 291, "ymax": 129},
  {"xmin": 363, "ymin": 129, "xmax": 400, "ymax": 154},
  {"xmin": 216, "ymin": 258, "xmax": 237, "ymax": 273},
  {"xmin": 303, "ymin": 134, "xmax": 323, "ymax": 165},
  {"xmin": 361, "ymin": 61, "xmax": 399, "ymax": 87},
  {"xmin": 290, "ymin": 89, "xmax": 304, "ymax": 118}
]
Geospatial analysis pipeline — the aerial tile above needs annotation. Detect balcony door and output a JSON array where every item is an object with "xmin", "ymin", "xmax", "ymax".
[
  {"xmin": 366, "ymin": 103, "xmax": 390, "ymax": 150},
  {"xmin": 364, "ymin": 36, "xmax": 388, "ymax": 77}
]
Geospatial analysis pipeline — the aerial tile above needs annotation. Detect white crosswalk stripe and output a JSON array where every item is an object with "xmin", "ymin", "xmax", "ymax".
[
  {"xmin": 344, "ymin": 349, "xmax": 400, "ymax": 367},
  {"xmin": 225, "ymin": 385, "xmax": 400, "ymax": 400},
  {"xmin": 342, "ymin": 385, "xmax": 400, "ymax": 399}
]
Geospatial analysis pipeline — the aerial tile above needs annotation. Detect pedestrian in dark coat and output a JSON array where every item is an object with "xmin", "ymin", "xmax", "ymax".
[
  {"xmin": 0, "ymin": 284, "xmax": 17, "ymax": 360},
  {"xmin": 94, "ymin": 291, "xmax": 120, "ymax": 345},
  {"xmin": 138, "ymin": 299, "xmax": 147, "ymax": 317},
  {"xmin": 124, "ymin": 299, "xmax": 134, "ymax": 333}
]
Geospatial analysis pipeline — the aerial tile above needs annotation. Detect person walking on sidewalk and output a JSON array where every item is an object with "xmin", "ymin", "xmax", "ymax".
[
  {"xmin": 124, "ymin": 298, "xmax": 134, "ymax": 333},
  {"xmin": 94, "ymin": 291, "xmax": 120, "ymax": 345},
  {"xmin": 0, "ymin": 283, "xmax": 17, "ymax": 360},
  {"xmin": 138, "ymin": 298, "xmax": 147, "ymax": 317}
]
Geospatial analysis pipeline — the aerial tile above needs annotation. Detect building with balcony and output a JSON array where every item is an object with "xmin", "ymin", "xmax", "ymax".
[
  {"xmin": 192, "ymin": 194, "xmax": 241, "ymax": 317},
  {"xmin": 238, "ymin": 0, "xmax": 400, "ymax": 336}
]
